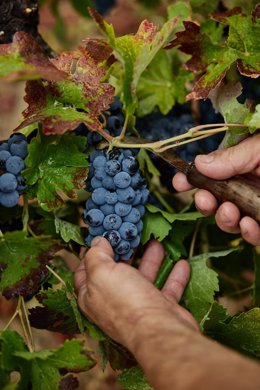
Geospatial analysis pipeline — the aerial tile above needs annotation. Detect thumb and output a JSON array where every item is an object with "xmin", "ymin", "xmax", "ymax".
[
  {"xmin": 195, "ymin": 134, "xmax": 260, "ymax": 180},
  {"xmin": 84, "ymin": 236, "xmax": 115, "ymax": 268}
]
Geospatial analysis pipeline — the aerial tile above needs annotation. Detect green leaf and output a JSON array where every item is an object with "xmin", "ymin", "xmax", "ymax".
[
  {"xmin": 222, "ymin": 0, "xmax": 259, "ymax": 14},
  {"xmin": 163, "ymin": 220, "xmax": 198, "ymax": 260},
  {"xmin": 209, "ymin": 81, "xmax": 250, "ymax": 147},
  {"xmin": 253, "ymin": 250, "xmax": 260, "ymax": 307},
  {"xmin": 54, "ymin": 217, "xmax": 84, "ymax": 245},
  {"xmin": 201, "ymin": 301, "xmax": 229, "ymax": 331},
  {"xmin": 0, "ymin": 331, "xmax": 27, "ymax": 372},
  {"xmin": 136, "ymin": 51, "xmax": 193, "ymax": 116},
  {"xmin": 0, "ymin": 32, "xmax": 65, "ymax": 82},
  {"xmin": 0, "ymin": 231, "xmax": 60, "ymax": 299},
  {"xmin": 137, "ymin": 149, "xmax": 160, "ymax": 177},
  {"xmin": 169, "ymin": 12, "xmax": 260, "ymax": 100},
  {"xmin": 146, "ymin": 204, "xmax": 203, "ymax": 223},
  {"xmin": 91, "ymin": 11, "xmax": 179, "ymax": 114},
  {"xmin": 245, "ymin": 104, "xmax": 260, "ymax": 131},
  {"xmin": 205, "ymin": 308, "xmax": 260, "ymax": 358},
  {"xmin": 118, "ymin": 366, "xmax": 152, "ymax": 390},
  {"xmin": 14, "ymin": 339, "xmax": 95, "ymax": 390},
  {"xmin": 141, "ymin": 211, "xmax": 172, "ymax": 244},
  {"xmin": 167, "ymin": 1, "xmax": 191, "ymax": 22},
  {"xmin": 24, "ymin": 133, "xmax": 88, "ymax": 211},
  {"xmin": 183, "ymin": 249, "xmax": 237, "ymax": 322}
]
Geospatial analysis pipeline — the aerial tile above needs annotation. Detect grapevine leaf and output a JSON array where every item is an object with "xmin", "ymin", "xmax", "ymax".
[
  {"xmin": 0, "ymin": 231, "xmax": 60, "ymax": 300},
  {"xmin": 201, "ymin": 301, "xmax": 229, "ymax": 331},
  {"xmin": 118, "ymin": 366, "xmax": 152, "ymax": 390},
  {"xmin": 16, "ymin": 43, "xmax": 114, "ymax": 134},
  {"xmin": 141, "ymin": 211, "xmax": 172, "ymax": 244},
  {"xmin": 0, "ymin": 32, "xmax": 66, "ymax": 82},
  {"xmin": 0, "ymin": 330, "xmax": 27, "ymax": 371},
  {"xmin": 189, "ymin": 0, "xmax": 219, "ymax": 16},
  {"xmin": 163, "ymin": 220, "xmax": 197, "ymax": 260},
  {"xmin": 14, "ymin": 339, "xmax": 95, "ymax": 390},
  {"xmin": 146, "ymin": 204, "xmax": 203, "ymax": 223},
  {"xmin": 205, "ymin": 308, "xmax": 260, "ymax": 358},
  {"xmin": 99, "ymin": 339, "xmax": 136, "ymax": 371},
  {"xmin": 90, "ymin": 8, "xmax": 179, "ymax": 113},
  {"xmin": 222, "ymin": 0, "xmax": 259, "ymax": 14},
  {"xmin": 168, "ymin": 11, "xmax": 260, "ymax": 100},
  {"xmin": 29, "ymin": 286, "xmax": 84, "ymax": 334},
  {"xmin": 23, "ymin": 133, "xmax": 88, "ymax": 211},
  {"xmin": 183, "ymin": 249, "xmax": 237, "ymax": 322},
  {"xmin": 209, "ymin": 81, "xmax": 250, "ymax": 147},
  {"xmin": 137, "ymin": 149, "xmax": 160, "ymax": 177},
  {"xmin": 54, "ymin": 217, "xmax": 84, "ymax": 245},
  {"xmin": 245, "ymin": 104, "xmax": 260, "ymax": 131},
  {"xmin": 167, "ymin": 1, "xmax": 192, "ymax": 23},
  {"xmin": 253, "ymin": 250, "xmax": 260, "ymax": 307},
  {"xmin": 136, "ymin": 51, "xmax": 193, "ymax": 116}
]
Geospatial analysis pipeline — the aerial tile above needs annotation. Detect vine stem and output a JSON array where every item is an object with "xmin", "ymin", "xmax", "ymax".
[
  {"xmin": 46, "ymin": 264, "xmax": 66, "ymax": 287},
  {"xmin": 2, "ymin": 301, "xmax": 20, "ymax": 331},
  {"xmin": 20, "ymin": 297, "xmax": 35, "ymax": 352},
  {"xmin": 189, "ymin": 220, "xmax": 201, "ymax": 259},
  {"xmin": 113, "ymin": 123, "xmax": 246, "ymax": 152},
  {"xmin": 118, "ymin": 112, "xmax": 129, "ymax": 141},
  {"xmin": 22, "ymin": 197, "xmax": 29, "ymax": 233}
]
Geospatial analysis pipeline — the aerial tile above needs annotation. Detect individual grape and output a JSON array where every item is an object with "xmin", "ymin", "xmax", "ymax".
[
  {"xmin": 114, "ymin": 202, "xmax": 132, "ymax": 217},
  {"xmin": 114, "ymin": 171, "xmax": 131, "ymax": 189},
  {"xmin": 0, "ymin": 142, "xmax": 9, "ymax": 151},
  {"xmin": 121, "ymin": 249, "xmax": 134, "ymax": 260},
  {"xmin": 131, "ymin": 172, "xmax": 146, "ymax": 190},
  {"xmin": 91, "ymin": 177, "xmax": 102, "ymax": 189},
  {"xmin": 0, "ymin": 191, "xmax": 19, "ymax": 208},
  {"xmin": 102, "ymin": 176, "xmax": 116, "ymax": 190},
  {"xmin": 130, "ymin": 235, "xmax": 140, "ymax": 248},
  {"xmin": 6, "ymin": 156, "xmax": 25, "ymax": 175},
  {"xmin": 0, "ymin": 150, "xmax": 11, "ymax": 167},
  {"xmin": 123, "ymin": 208, "xmax": 141, "ymax": 224},
  {"xmin": 109, "ymin": 96, "xmax": 123, "ymax": 112},
  {"xmin": 141, "ymin": 188, "xmax": 150, "ymax": 204},
  {"xmin": 103, "ymin": 230, "xmax": 121, "ymax": 248},
  {"xmin": 10, "ymin": 140, "xmax": 28, "ymax": 158},
  {"xmin": 136, "ymin": 220, "xmax": 143, "ymax": 233},
  {"xmin": 117, "ymin": 187, "xmax": 136, "ymax": 204},
  {"xmin": 122, "ymin": 156, "xmax": 139, "ymax": 175},
  {"xmin": 89, "ymin": 149, "xmax": 104, "ymax": 162},
  {"xmin": 84, "ymin": 209, "xmax": 104, "ymax": 227},
  {"xmin": 136, "ymin": 205, "xmax": 145, "ymax": 217},
  {"xmin": 92, "ymin": 188, "xmax": 107, "ymax": 205},
  {"xmin": 105, "ymin": 159, "xmax": 121, "ymax": 176},
  {"xmin": 100, "ymin": 203, "xmax": 115, "ymax": 216},
  {"xmin": 87, "ymin": 131, "xmax": 103, "ymax": 146},
  {"xmin": 107, "ymin": 116, "xmax": 122, "ymax": 135},
  {"xmin": 85, "ymin": 198, "xmax": 98, "ymax": 211},
  {"xmin": 119, "ymin": 222, "xmax": 138, "ymax": 241},
  {"xmin": 89, "ymin": 225, "xmax": 105, "ymax": 236},
  {"xmin": 16, "ymin": 175, "xmax": 26, "ymax": 193},
  {"xmin": 0, "ymin": 173, "xmax": 17, "ymax": 193},
  {"xmin": 115, "ymin": 239, "xmax": 131, "ymax": 255},
  {"xmin": 7, "ymin": 133, "xmax": 27, "ymax": 147},
  {"xmin": 105, "ymin": 191, "xmax": 118, "ymax": 205},
  {"xmin": 94, "ymin": 167, "xmax": 107, "ymax": 180},
  {"xmin": 103, "ymin": 214, "xmax": 122, "ymax": 230},
  {"xmin": 85, "ymin": 234, "xmax": 94, "ymax": 247},
  {"xmin": 132, "ymin": 190, "xmax": 142, "ymax": 206},
  {"xmin": 93, "ymin": 155, "xmax": 107, "ymax": 169}
]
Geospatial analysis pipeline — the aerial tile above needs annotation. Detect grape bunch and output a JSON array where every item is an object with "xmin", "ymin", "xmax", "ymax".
[
  {"xmin": 83, "ymin": 148, "xmax": 149, "ymax": 261},
  {"xmin": 136, "ymin": 102, "xmax": 224, "ymax": 189},
  {"xmin": 0, "ymin": 133, "xmax": 27, "ymax": 208}
]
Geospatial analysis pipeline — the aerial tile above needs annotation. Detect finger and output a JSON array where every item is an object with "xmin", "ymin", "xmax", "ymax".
[
  {"xmin": 162, "ymin": 260, "xmax": 190, "ymax": 303},
  {"xmin": 74, "ymin": 260, "xmax": 87, "ymax": 292},
  {"xmin": 138, "ymin": 240, "xmax": 165, "ymax": 282},
  {"xmin": 195, "ymin": 134, "xmax": 260, "ymax": 179},
  {"xmin": 172, "ymin": 172, "xmax": 194, "ymax": 192},
  {"xmin": 215, "ymin": 202, "xmax": 241, "ymax": 234},
  {"xmin": 194, "ymin": 189, "xmax": 218, "ymax": 216},
  {"xmin": 84, "ymin": 236, "xmax": 116, "ymax": 274},
  {"xmin": 240, "ymin": 217, "xmax": 260, "ymax": 246}
]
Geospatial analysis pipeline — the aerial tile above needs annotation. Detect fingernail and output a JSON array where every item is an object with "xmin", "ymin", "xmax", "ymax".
[
  {"xmin": 91, "ymin": 236, "xmax": 102, "ymax": 247},
  {"xmin": 219, "ymin": 212, "xmax": 231, "ymax": 225},
  {"xmin": 241, "ymin": 227, "xmax": 248, "ymax": 237},
  {"xmin": 197, "ymin": 154, "xmax": 215, "ymax": 164}
]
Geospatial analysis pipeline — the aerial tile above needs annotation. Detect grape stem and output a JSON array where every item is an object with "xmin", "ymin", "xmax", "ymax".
[
  {"xmin": 112, "ymin": 123, "xmax": 247, "ymax": 152},
  {"xmin": 118, "ymin": 112, "xmax": 129, "ymax": 141}
]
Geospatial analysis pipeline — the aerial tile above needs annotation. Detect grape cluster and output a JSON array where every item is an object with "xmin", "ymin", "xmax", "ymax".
[
  {"xmin": 83, "ymin": 148, "xmax": 149, "ymax": 261},
  {"xmin": 75, "ymin": 97, "xmax": 124, "ymax": 145},
  {"xmin": 0, "ymin": 133, "xmax": 27, "ymax": 208},
  {"xmin": 136, "ymin": 102, "xmax": 224, "ymax": 189}
]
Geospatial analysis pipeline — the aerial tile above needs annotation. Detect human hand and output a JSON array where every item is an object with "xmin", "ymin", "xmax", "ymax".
[
  {"xmin": 173, "ymin": 134, "xmax": 260, "ymax": 246},
  {"xmin": 74, "ymin": 238, "xmax": 198, "ymax": 348}
]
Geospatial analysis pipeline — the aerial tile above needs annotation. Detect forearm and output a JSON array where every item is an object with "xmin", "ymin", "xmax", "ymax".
[{"xmin": 126, "ymin": 310, "xmax": 260, "ymax": 390}]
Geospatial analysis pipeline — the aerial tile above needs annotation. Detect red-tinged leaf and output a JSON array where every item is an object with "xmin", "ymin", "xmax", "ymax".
[
  {"xmin": 83, "ymin": 38, "xmax": 114, "ymax": 63},
  {"xmin": 0, "ymin": 231, "xmax": 62, "ymax": 300},
  {"xmin": 0, "ymin": 32, "xmax": 66, "ymax": 82},
  {"xmin": 15, "ymin": 44, "xmax": 115, "ymax": 134},
  {"xmin": 252, "ymin": 3, "xmax": 260, "ymax": 22},
  {"xmin": 59, "ymin": 375, "xmax": 79, "ymax": 390}
]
